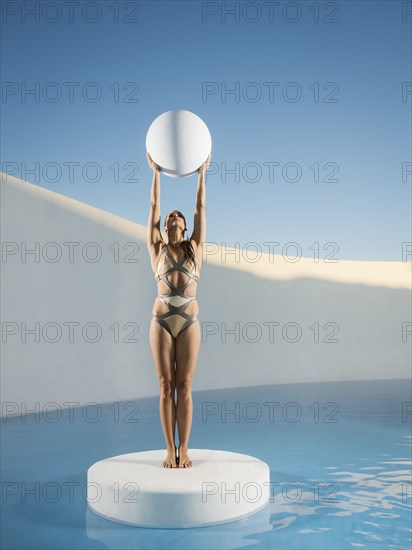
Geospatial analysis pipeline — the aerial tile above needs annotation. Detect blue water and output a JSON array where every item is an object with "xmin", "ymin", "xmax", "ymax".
[{"xmin": 1, "ymin": 379, "xmax": 411, "ymax": 549}]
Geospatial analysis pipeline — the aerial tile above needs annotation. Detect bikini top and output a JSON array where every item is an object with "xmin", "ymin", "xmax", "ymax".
[{"xmin": 154, "ymin": 243, "xmax": 200, "ymax": 296}]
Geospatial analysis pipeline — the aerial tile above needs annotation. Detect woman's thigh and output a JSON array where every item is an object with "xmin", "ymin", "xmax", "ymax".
[
  {"xmin": 175, "ymin": 320, "xmax": 201, "ymax": 386},
  {"xmin": 149, "ymin": 320, "xmax": 176, "ymax": 386}
]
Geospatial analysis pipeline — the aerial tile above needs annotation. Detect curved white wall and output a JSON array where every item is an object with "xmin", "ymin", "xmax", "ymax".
[{"xmin": 1, "ymin": 173, "xmax": 411, "ymax": 417}]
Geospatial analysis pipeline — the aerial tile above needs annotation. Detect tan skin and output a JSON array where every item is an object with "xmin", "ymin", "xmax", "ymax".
[{"xmin": 146, "ymin": 151, "xmax": 211, "ymax": 468}]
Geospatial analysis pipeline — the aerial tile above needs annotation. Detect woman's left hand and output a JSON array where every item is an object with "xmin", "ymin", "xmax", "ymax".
[{"xmin": 198, "ymin": 153, "xmax": 212, "ymax": 176}]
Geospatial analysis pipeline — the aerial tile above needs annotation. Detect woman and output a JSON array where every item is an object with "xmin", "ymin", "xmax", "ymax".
[{"xmin": 146, "ymin": 151, "xmax": 211, "ymax": 468}]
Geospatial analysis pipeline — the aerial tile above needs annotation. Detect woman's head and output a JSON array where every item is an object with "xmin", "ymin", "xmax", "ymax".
[
  {"xmin": 164, "ymin": 210, "xmax": 187, "ymax": 236},
  {"xmin": 164, "ymin": 210, "xmax": 197, "ymax": 267},
  {"xmin": 164, "ymin": 210, "xmax": 196, "ymax": 265}
]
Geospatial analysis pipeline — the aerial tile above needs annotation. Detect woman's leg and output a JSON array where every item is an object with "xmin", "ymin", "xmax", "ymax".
[
  {"xmin": 175, "ymin": 320, "xmax": 201, "ymax": 467},
  {"xmin": 149, "ymin": 319, "xmax": 177, "ymax": 467}
]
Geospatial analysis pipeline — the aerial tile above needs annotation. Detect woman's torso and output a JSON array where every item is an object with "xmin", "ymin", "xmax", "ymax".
[{"xmin": 149, "ymin": 240, "xmax": 202, "ymax": 317}]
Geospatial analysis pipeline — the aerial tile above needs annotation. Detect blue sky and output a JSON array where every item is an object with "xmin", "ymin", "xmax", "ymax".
[{"xmin": 1, "ymin": 0, "xmax": 411, "ymax": 261}]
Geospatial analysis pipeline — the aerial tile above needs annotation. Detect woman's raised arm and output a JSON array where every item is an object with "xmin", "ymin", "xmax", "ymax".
[
  {"xmin": 191, "ymin": 154, "xmax": 211, "ymax": 247},
  {"xmin": 147, "ymin": 152, "xmax": 163, "ymax": 250}
]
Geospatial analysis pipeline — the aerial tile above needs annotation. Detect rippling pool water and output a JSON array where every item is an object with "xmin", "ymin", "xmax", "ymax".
[{"xmin": 1, "ymin": 379, "xmax": 411, "ymax": 549}]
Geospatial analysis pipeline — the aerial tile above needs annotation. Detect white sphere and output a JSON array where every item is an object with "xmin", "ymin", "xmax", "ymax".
[{"xmin": 146, "ymin": 109, "xmax": 212, "ymax": 178}]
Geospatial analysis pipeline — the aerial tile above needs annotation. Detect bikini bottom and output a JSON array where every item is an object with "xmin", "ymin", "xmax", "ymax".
[{"xmin": 152, "ymin": 294, "xmax": 199, "ymax": 339}]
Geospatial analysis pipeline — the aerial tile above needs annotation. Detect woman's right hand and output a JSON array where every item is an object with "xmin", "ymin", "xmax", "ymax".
[{"xmin": 147, "ymin": 152, "xmax": 160, "ymax": 173}]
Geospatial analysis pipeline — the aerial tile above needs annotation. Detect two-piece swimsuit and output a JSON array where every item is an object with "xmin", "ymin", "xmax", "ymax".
[{"xmin": 152, "ymin": 242, "xmax": 201, "ymax": 338}]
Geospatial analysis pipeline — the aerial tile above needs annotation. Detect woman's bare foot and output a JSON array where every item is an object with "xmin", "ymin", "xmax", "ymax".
[
  {"xmin": 178, "ymin": 446, "xmax": 192, "ymax": 468},
  {"xmin": 163, "ymin": 446, "xmax": 177, "ymax": 468}
]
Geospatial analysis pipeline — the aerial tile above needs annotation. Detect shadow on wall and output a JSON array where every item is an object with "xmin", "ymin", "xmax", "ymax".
[{"xmin": 1, "ymin": 174, "xmax": 411, "ymax": 417}]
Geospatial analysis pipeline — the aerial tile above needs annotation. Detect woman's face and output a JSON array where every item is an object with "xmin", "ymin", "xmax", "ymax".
[{"xmin": 165, "ymin": 211, "xmax": 186, "ymax": 233}]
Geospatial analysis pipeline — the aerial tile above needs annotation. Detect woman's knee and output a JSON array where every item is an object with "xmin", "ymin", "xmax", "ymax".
[
  {"xmin": 176, "ymin": 378, "xmax": 192, "ymax": 398},
  {"xmin": 159, "ymin": 378, "xmax": 175, "ymax": 400}
]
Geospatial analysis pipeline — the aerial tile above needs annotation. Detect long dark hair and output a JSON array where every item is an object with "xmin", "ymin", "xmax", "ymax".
[{"xmin": 164, "ymin": 210, "xmax": 197, "ymax": 269}]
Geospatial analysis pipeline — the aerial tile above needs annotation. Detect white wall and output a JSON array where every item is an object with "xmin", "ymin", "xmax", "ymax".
[{"xmin": 1, "ymin": 173, "xmax": 411, "ymax": 417}]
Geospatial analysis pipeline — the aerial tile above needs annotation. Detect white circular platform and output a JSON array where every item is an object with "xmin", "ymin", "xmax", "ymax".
[
  {"xmin": 146, "ymin": 109, "xmax": 212, "ymax": 178},
  {"xmin": 87, "ymin": 449, "xmax": 270, "ymax": 528}
]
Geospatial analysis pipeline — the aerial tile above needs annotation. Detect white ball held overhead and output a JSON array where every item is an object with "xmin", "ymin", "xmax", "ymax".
[{"xmin": 146, "ymin": 109, "xmax": 212, "ymax": 178}]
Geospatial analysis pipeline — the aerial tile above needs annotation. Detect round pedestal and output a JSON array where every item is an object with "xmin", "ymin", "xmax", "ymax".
[{"xmin": 87, "ymin": 449, "xmax": 270, "ymax": 528}]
